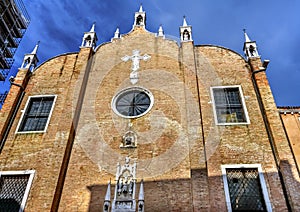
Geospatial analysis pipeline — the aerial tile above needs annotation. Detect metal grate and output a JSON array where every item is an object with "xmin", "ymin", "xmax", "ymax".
[
  {"xmin": 0, "ymin": 174, "xmax": 30, "ymax": 211},
  {"xmin": 226, "ymin": 168, "xmax": 266, "ymax": 211}
]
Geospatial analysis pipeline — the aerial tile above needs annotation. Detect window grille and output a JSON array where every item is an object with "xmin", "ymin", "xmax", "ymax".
[
  {"xmin": 212, "ymin": 87, "xmax": 247, "ymax": 124},
  {"xmin": 18, "ymin": 96, "xmax": 55, "ymax": 132},
  {"xmin": 226, "ymin": 168, "xmax": 267, "ymax": 211},
  {"xmin": 0, "ymin": 174, "xmax": 30, "ymax": 211}
]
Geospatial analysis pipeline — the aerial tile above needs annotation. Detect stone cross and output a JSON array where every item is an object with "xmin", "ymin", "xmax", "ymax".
[{"xmin": 121, "ymin": 50, "xmax": 151, "ymax": 84}]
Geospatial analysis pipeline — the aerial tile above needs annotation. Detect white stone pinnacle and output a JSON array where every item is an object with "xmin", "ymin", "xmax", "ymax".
[
  {"xmin": 158, "ymin": 25, "xmax": 164, "ymax": 36},
  {"xmin": 31, "ymin": 41, "xmax": 40, "ymax": 55},
  {"xmin": 183, "ymin": 16, "xmax": 188, "ymax": 26},
  {"xmin": 243, "ymin": 29, "xmax": 251, "ymax": 42},
  {"xmin": 90, "ymin": 22, "xmax": 96, "ymax": 32},
  {"xmin": 114, "ymin": 27, "xmax": 120, "ymax": 38},
  {"xmin": 104, "ymin": 181, "xmax": 111, "ymax": 201},
  {"xmin": 139, "ymin": 4, "xmax": 143, "ymax": 12}
]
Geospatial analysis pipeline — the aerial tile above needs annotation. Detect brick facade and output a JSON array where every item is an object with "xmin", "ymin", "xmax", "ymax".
[
  {"xmin": 0, "ymin": 8, "xmax": 299, "ymax": 212},
  {"xmin": 278, "ymin": 107, "xmax": 300, "ymax": 184}
]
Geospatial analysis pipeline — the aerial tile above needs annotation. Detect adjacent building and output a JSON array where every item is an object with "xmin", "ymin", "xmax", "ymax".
[
  {"xmin": 278, "ymin": 106, "xmax": 300, "ymax": 174},
  {"xmin": 0, "ymin": 6, "xmax": 299, "ymax": 211},
  {"xmin": 0, "ymin": 0, "xmax": 30, "ymax": 104}
]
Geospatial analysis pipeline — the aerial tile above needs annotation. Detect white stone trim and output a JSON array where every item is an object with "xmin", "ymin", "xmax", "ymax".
[
  {"xmin": 0, "ymin": 170, "xmax": 35, "ymax": 212},
  {"xmin": 16, "ymin": 94, "xmax": 57, "ymax": 134},
  {"xmin": 210, "ymin": 85, "xmax": 250, "ymax": 125},
  {"xmin": 221, "ymin": 164, "xmax": 272, "ymax": 212},
  {"xmin": 112, "ymin": 87, "xmax": 154, "ymax": 119}
]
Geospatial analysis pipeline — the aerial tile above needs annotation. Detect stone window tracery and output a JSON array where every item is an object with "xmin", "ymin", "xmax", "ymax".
[{"xmin": 112, "ymin": 87, "xmax": 153, "ymax": 119}]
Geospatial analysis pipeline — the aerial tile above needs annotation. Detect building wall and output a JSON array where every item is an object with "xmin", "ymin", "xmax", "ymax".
[
  {"xmin": 57, "ymin": 28, "xmax": 290, "ymax": 211},
  {"xmin": 279, "ymin": 108, "xmax": 300, "ymax": 174},
  {"xmin": 195, "ymin": 46, "xmax": 288, "ymax": 211},
  {"xmin": 59, "ymin": 29, "xmax": 203, "ymax": 211},
  {"xmin": 0, "ymin": 52, "xmax": 86, "ymax": 211},
  {"xmin": 0, "ymin": 21, "xmax": 299, "ymax": 211}
]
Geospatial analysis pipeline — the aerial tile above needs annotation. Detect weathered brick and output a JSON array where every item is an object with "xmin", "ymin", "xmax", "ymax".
[{"xmin": 0, "ymin": 23, "xmax": 299, "ymax": 212}]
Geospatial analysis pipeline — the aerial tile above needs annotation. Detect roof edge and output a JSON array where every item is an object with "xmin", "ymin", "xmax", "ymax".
[
  {"xmin": 32, "ymin": 52, "xmax": 79, "ymax": 72},
  {"xmin": 196, "ymin": 44, "xmax": 247, "ymax": 62}
]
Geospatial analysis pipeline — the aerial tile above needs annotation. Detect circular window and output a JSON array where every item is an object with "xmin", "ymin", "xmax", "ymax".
[{"xmin": 112, "ymin": 87, "xmax": 154, "ymax": 118}]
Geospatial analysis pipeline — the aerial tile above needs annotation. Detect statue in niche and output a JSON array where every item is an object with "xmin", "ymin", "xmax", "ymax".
[
  {"xmin": 121, "ymin": 123, "xmax": 137, "ymax": 148},
  {"xmin": 117, "ymin": 176, "xmax": 133, "ymax": 197},
  {"xmin": 104, "ymin": 157, "xmax": 144, "ymax": 211},
  {"xmin": 121, "ymin": 131, "xmax": 137, "ymax": 148},
  {"xmin": 116, "ymin": 158, "xmax": 135, "ymax": 200}
]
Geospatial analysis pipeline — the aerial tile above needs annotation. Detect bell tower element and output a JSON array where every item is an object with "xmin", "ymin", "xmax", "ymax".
[
  {"xmin": 180, "ymin": 16, "xmax": 193, "ymax": 42},
  {"xmin": 81, "ymin": 23, "xmax": 98, "ymax": 48},
  {"xmin": 21, "ymin": 41, "xmax": 39, "ymax": 71},
  {"xmin": 243, "ymin": 29, "xmax": 259, "ymax": 59},
  {"xmin": 134, "ymin": 5, "xmax": 146, "ymax": 28}
]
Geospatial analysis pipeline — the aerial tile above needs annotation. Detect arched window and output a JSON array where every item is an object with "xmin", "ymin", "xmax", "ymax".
[
  {"xmin": 136, "ymin": 15, "xmax": 143, "ymax": 25},
  {"xmin": 183, "ymin": 30, "xmax": 190, "ymax": 41}
]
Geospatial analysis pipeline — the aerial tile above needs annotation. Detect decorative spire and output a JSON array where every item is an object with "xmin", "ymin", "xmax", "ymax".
[
  {"xmin": 20, "ymin": 41, "xmax": 39, "ymax": 71},
  {"xmin": 138, "ymin": 180, "xmax": 144, "ymax": 200},
  {"xmin": 113, "ymin": 27, "xmax": 120, "ymax": 39},
  {"xmin": 103, "ymin": 181, "xmax": 111, "ymax": 212},
  {"xmin": 134, "ymin": 4, "xmax": 146, "ymax": 27},
  {"xmin": 90, "ymin": 22, "xmax": 96, "ymax": 32},
  {"xmin": 81, "ymin": 22, "xmax": 98, "ymax": 48},
  {"xmin": 183, "ymin": 16, "xmax": 188, "ymax": 27},
  {"xmin": 243, "ymin": 29, "xmax": 251, "ymax": 43},
  {"xmin": 138, "ymin": 180, "xmax": 145, "ymax": 212},
  {"xmin": 158, "ymin": 25, "xmax": 164, "ymax": 37},
  {"xmin": 31, "ymin": 41, "xmax": 40, "ymax": 55},
  {"xmin": 180, "ymin": 16, "xmax": 192, "ymax": 42},
  {"xmin": 105, "ymin": 181, "xmax": 111, "ymax": 201},
  {"xmin": 243, "ymin": 29, "xmax": 259, "ymax": 59},
  {"xmin": 139, "ymin": 4, "xmax": 143, "ymax": 12}
]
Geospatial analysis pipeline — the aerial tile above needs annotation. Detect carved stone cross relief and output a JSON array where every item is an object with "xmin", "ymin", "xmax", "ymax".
[{"xmin": 121, "ymin": 50, "xmax": 151, "ymax": 84}]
